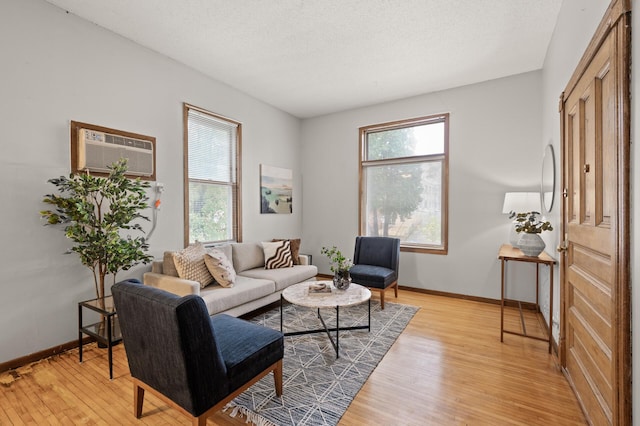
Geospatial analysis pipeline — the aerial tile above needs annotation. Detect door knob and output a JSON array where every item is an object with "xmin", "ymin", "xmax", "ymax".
[{"xmin": 557, "ymin": 241, "xmax": 568, "ymax": 253}]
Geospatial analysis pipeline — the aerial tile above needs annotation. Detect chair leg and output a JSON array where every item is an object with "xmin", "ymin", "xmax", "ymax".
[
  {"xmin": 133, "ymin": 382, "xmax": 145, "ymax": 418},
  {"xmin": 193, "ymin": 416, "xmax": 207, "ymax": 426},
  {"xmin": 380, "ymin": 290, "xmax": 385, "ymax": 310},
  {"xmin": 274, "ymin": 359, "xmax": 283, "ymax": 396},
  {"xmin": 393, "ymin": 281, "xmax": 398, "ymax": 298}
]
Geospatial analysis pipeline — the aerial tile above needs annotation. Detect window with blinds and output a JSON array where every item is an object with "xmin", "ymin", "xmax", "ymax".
[{"xmin": 184, "ymin": 104, "xmax": 241, "ymax": 246}]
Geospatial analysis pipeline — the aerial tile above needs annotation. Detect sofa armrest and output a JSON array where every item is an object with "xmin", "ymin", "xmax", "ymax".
[
  {"xmin": 299, "ymin": 254, "xmax": 312, "ymax": 265},
  {"xmin": 143, "ymin": 272, "xmax": 201, "ymax": 297}
]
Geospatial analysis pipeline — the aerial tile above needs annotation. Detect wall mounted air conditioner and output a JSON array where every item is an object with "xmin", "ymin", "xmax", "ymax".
[{"xmin": 77, "ymin": 128, "xmax": 154, "ymax": 177}]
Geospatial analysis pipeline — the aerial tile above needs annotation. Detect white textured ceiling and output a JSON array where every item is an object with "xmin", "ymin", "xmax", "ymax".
[{"xmin": 43, "ymin": 0, "xmax": 562, "ymax": 118}]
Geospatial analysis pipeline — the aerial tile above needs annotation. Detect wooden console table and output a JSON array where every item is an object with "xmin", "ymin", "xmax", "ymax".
[{"xmin": 498, "ymin": 244, "xmax": 556, "ymax": 353}]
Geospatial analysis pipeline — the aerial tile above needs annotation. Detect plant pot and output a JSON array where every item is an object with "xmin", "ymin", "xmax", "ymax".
[
  {"xmin": 517, "ymin": 233, "xmax": 546, "ymax": 257},
  {"xmin": 333, "ymin": 270, "xmax": 351, "ymax": 290}
]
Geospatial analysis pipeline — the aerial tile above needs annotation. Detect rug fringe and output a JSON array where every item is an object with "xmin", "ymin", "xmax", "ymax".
[{"xmin": 223, "ymin": 402, "xmax": 277, "ymax": 426}]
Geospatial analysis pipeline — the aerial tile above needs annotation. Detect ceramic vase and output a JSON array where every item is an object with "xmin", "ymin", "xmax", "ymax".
[
  {"xmin": 509, "ymin": 224, "xmax": 521, "ymax": 248},
  {"xmin": 517, "ymin": 233, "xmax": 546, "ymax": 257},
  {"xmin": 333, "ymin": 270, "xmax": 351, "ymax": 290}
]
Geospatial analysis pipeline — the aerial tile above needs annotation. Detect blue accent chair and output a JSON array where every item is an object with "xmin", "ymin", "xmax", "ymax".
[
  {"xmin": 111, "ymin": 280, "xmax": 283, "ymax": 426},
  {"xmin": 349, "ymin": 236, "xmax": 400, "ymax": 309}
]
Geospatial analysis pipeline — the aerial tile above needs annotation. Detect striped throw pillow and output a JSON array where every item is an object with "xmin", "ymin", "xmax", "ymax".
[{"xmin": 261, "ymin": 240, "xmax": 294, "ymax": 269}]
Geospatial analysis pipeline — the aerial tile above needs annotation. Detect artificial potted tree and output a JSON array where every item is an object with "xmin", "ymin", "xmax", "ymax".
[{"xmin": 40, "ymin": 158, "xmax": 153, "ymax": 301}]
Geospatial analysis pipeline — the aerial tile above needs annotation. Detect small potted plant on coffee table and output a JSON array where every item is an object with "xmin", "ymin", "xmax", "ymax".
[{"xmin": 321, "ymin": 246, "xmax": 353, "ymax": 290}]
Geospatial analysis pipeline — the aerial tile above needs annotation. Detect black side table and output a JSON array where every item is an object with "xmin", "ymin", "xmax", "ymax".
[{"xmin": 78, "ymin": 295, "xmax": 122, "ymax": 379}]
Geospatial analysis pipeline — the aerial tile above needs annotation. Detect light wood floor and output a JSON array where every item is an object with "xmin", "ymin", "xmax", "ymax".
[{"xmin": 0, "ymin": 290, "xmax": 586, "ymax": 425}]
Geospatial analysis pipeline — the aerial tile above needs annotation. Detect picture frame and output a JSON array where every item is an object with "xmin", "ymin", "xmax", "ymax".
[{"xmin": 260, "ymin": 164, "xmax": 293, "ymax": 214}]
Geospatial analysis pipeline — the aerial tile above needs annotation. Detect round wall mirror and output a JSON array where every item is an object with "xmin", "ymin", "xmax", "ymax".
[{"xmin": 541, "ymin": 144, "xmax": 555, "ymax": 213}]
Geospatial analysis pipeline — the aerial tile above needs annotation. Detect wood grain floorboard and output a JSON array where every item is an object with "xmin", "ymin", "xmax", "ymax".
[{"xmin": 0, "ymin": 290, "xmax": 585, "ymax": 425}]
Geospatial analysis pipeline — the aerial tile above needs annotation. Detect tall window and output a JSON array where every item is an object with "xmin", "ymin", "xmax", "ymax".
[
  {"xmin": 184, "ymin": 103, "xmax": 241, "ymax": 246},
  {"xmin": 359, "ymin": 114, "xmax": 449, "ymax": 254}
]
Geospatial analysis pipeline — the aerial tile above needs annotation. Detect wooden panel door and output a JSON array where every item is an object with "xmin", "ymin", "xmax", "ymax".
[{"xmin": 559, "ymin": 1, "xmax": 630, "ymax": 425}]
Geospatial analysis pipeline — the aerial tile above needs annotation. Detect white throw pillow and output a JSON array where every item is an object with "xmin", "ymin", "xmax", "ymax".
[
  {"xmin": 262, "ymin": 240, "xmax": 294, "ymax": 269},
  {"xmin": 204, "ymin": 248, "xmax": 236, "ymax": 287},
  {"xmin": 172, "ymin": 243, "xmax": 214, "ymax": 288}
]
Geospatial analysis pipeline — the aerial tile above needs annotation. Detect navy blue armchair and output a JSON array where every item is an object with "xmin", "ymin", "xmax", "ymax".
[
  {"xmin": 349, "ymin": 236, "xmax": 400, "ymax": 309},
  {"xmin": 112, "ymin": 280, "xmax": 283, "ymax": 426}
]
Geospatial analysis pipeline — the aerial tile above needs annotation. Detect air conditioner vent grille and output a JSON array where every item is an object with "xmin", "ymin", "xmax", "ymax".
[
  {"xmin": 77, "ymin": 128, "xmax": 154, "ymax": 177},
  {"xmin": 104, "ymin": 133, "xmax": 153, "ymax": 150}
]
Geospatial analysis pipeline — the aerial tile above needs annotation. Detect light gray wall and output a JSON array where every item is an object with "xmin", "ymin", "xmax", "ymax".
[
  {"xmin": 301, "ymin": 71, "xmax": 543, "ymax": 301},
  {"xmin": 0, "ymin": 0, "xmax": 303, "ymax": 363}
]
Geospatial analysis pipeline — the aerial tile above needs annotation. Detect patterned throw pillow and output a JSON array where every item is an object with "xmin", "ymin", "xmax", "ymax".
[
  {"xmin": 272, "ymin": 238, "xmax": 301, "ymax": 264},
  {"xmin": 262, "ymin": 240, "xmax": 294, "ymax": 269},
  {"xmin": 204, "ymin": 248, "xmax": 236, "ymax": 287},
  {"xmin": 172, "ymin": 243, "xmax": 214, "ymax": 288}
]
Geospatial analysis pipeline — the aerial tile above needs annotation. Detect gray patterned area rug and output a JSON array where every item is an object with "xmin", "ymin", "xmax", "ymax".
[{"xmin": 224, "ymin": 301, "xmax": 419, "ymax": 426}]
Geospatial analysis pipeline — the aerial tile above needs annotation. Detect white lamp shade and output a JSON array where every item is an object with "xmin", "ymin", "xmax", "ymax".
[{"xmin": 502, "ymin": 192, "xmax": 540, "ymax": 214}]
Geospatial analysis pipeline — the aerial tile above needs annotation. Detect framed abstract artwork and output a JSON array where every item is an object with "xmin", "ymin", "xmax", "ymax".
[{"xmin": 260, "ymin": 164, "xmax": 292, "ymax": 214}]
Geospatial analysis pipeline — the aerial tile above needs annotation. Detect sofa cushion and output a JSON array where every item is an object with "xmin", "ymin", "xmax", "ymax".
[
  {"xmin": 204, "ymin": 248, "xmax": 236, "ymax": 288},
  {"xmin": 199, "ymin": 276, "xmax": 275, "ymax": 315},
  {"xmin": 163, "ymin": 251, "xmax": 179, "ymax": 277},
  {"xmin": 232, "ymin": 243, "xmax": 265, "ymax": 273},
  {"xmin": 272, "ymin": 238, "xmax": 301, "ymax": 264},
  {"xmin": 205, "ymin": 244, "xmax": 233, "ymax": 261},
  {"xmin": 172, "ymin": 243, "xmax": 214, "ymax": 288},
  {"xmin": 239, "ymin": 264, "xmax": 318, "ymax": 292},
  {"xmin": 262, "ymin": 240, "xmax": 294, "ymax": 269},
  {"xmin": 151, "ymin": 260, "xmax": 164, "ymax": 274}
]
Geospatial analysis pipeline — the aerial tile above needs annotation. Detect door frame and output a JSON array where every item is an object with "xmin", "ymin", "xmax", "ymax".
[{"xmin": 558, "ymin": 0, "xmax": 631, "ymax": 424}]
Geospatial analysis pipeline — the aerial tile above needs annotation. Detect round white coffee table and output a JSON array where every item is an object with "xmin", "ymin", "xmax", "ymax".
[{"xmin": 280, "ymin": 281, "xmax": 371, "ymax": 358}]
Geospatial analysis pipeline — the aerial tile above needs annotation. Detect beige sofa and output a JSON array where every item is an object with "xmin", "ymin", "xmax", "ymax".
[{"xmin": 143, "ymin": 242, "xmax": 318, "ymax": 317}]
